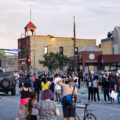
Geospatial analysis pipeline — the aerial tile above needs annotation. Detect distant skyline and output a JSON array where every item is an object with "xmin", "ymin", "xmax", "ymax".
[{"xmin": 0, "ymin": 0, "xmax": 120, "ymax": 49}]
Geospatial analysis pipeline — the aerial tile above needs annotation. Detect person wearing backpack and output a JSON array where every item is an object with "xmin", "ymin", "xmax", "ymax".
[{"xmin": 57, "ymin": 78, "xmax": 77, "ymax": 120}]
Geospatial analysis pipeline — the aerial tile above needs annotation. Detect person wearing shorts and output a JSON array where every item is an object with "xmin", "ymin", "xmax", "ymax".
[
  {"xmin": 16, "ymin": 82, "xmax": 30, "ymax": 120},
  {"xmin": 57, "ymin": 78, "xmax": 77, "ymax": 120}
]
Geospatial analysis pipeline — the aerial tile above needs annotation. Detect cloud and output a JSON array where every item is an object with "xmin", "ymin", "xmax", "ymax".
[
  {"xmin": 0, "ymin": 0, "xmax": 120, "ymax": 48},
  {"xmin": 83, "ymin": 0, "xmax": 120, "ymax": 14}
]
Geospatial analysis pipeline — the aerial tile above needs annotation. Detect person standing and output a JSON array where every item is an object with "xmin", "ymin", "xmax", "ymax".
[
  {"xmin": 102, "ymin": 78, "xmax": 110, "ymax": 103},
  {"xmin": 16, "ymin": 82, "xmax": 31, "ymax": 120},
  {"xmin": 93, "ymin": 75, "xmax": 100, "ymax": 102},
  {"xmin": 34, "ymin": 75, "xmax": 42, "ymax": 102},
  {"xmin": 116, "ymin": 77, "xmax": 120, "ymax": 103},
  {"xmin": 109, "ymin": 77, "xmax": 116, "ymax": 103},
  {"xmin": 37, "ymin": 89, "xmax": 60, "ymax": 120},
  {"xmin": 41, "ymin": 77, "xmax": 49, "ymax": 91},
  {"xmin": 87, "ymin": 77, "xmax": 93, "ymax": 102},
  {"xmin": 54, "ymin": 74, "xmax": 61, "ymax": 103},
  {"xmin": 27, "ymin": 91, "xmax": 37, "ymax": 120},
  {"xmin": 57, "ymin": 78, "xmax": 77, "ymax": 120}
]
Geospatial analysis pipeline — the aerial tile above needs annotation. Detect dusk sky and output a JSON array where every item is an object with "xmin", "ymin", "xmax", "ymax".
[{"xmin": 0, "ymin": 0, "xmax": 120, "ymax": 49}]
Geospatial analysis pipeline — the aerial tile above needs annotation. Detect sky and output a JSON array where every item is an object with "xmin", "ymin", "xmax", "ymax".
[{"xmin": 0, "ymin": 0, "xmax": 120, "ymax": 49}]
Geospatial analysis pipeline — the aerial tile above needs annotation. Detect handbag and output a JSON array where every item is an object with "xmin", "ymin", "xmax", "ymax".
[{"xmin": 110, "ymin": 90, "xmax": 118, "ymax": 100}]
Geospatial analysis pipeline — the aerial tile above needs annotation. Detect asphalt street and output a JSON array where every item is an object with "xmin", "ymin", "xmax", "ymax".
[{"xmin": 0, "ymin": 86, "xmax": 120, "ymax": 120}]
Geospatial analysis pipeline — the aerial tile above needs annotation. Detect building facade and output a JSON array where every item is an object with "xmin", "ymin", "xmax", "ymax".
[
  {"xmin": 0, "ymin": 55, "xmax": 18, "ymax": 72},
  {"xmin": 18, "ymin": 21, "xmax": 97, "ymax": 72}
]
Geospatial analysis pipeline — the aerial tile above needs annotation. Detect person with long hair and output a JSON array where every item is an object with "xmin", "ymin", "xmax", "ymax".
[
  {"xmin": 41, "ymin": 77, "xmax": 49, "ymax": 91},
  {"xmin": 16, "ymin": 82, "xmax": 30, "ymax": 120},
  {"xmin": 27, "ymin": 91, "xmax": 37, "ymax": 120}
]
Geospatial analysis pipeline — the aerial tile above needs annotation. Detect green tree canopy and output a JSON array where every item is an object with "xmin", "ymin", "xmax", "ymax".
[
  {"xmin": 39, "ymin": 52, "xmax": 70, "ymax": 71},
  {"xmin": 0, "ymin": 51, "xmax": 5, "ymax": 56}
]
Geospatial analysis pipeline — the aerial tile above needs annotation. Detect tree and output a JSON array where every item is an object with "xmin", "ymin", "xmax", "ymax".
[
  {"xmin": 0, "ymin": 51, "xmax": 5, "ymax": 56},
  {"xmin": 39, "ymin": 52, "xmax": 70, "ymax": 71}
]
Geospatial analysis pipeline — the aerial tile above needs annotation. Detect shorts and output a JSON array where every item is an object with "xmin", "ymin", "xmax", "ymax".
[
  {"xmin": 62, "ymin": 105, "xmax": 75, "ymax": 118},
  {"xmin": 20, "ymin": 98, "xmax": 30, "ymax": 106},
  {"xmin": 55, "ymin": 90, "xmax": 61, "ymax": 94}
]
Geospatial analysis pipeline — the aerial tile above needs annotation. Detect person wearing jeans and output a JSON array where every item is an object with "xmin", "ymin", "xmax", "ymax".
[{"xmin": 102, "ymin": 78, "xmax": 110, "ymax": 102}]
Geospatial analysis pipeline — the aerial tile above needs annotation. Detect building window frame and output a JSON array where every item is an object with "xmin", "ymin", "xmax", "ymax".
[
  {"xmin": 59, "ymin": 47, "xmax": 63, "ymax": 55},
  {"xmin": 44, "ymin": 46, "xmax": 48, "ymax": 54}
]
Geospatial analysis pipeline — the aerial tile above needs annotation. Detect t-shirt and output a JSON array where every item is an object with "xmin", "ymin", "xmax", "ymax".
[
  {"xmin": 73, "ymin": 76, "xmax": 78, "ymax": 84},
  {"xmin": 37, "ymin": 101, "xmax": 57, "ymax": 120},
  {"xmin": 41, "ymin": 82, "xmax": 49, "ymax": 91},
  {"xmin": 110, "ymin": 80, "xmax": 116, "ymax": 89},
  {"xmin": 54, "ymin": 77, "xmax": 61, "ymax": 91},
  {"xmin": 93, "ymin": 80, "xmax": 98, "ymax": 88}
]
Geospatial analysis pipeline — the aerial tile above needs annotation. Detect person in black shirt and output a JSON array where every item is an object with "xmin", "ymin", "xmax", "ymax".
[
  {"xmin": 34, "ymin": 75, "xmax": 42, "ymax": 102},
  {"xmin": 87, "ymin": 77, "xmax": 93, "ymax": 102},
  {"xmin": 102, "ymin": 78, "xmax": 110, "ymax": 102}
]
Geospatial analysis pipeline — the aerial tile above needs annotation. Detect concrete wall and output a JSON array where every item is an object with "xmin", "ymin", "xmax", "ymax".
[{"xmin": 30, "ymin": 35, "xmax": 96, "ymax": 72}]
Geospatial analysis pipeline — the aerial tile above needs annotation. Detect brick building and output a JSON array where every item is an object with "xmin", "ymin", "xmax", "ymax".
[
  {"xmin": 18, "ymin": 21, "xmax": 97, "ymax": 72},
  {"xmin": 78, "ymin": 46, "xmax": 102, "ymax": 73}
]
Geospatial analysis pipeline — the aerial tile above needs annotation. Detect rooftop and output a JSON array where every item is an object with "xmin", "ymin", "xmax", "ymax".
[
  {"xmin": 80, "ymin": 45, "xmax": 100, "ymax": 52},
  {"xmin": 25, "ymin": 21, "xmax": 36, "ymax": 29}
]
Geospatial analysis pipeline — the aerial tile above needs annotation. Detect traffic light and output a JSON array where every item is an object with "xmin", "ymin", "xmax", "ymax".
[{"xmin": 27, "ymin": 58, "xmax": 31, "ymax": 66}]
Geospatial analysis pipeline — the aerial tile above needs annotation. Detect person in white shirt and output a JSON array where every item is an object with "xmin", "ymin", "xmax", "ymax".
[{"xmin": 54, "ymin": 74, "xmax": 61, "ymax": 103}]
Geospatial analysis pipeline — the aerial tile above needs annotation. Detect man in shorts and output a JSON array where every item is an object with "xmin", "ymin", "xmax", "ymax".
[
  {"xmin": 54, "ymin": 74, "xmax": 61, "ymax": 103},
  {"xmin": 57, "ymin": 78, "xmax": 77, "ymax": 120}
]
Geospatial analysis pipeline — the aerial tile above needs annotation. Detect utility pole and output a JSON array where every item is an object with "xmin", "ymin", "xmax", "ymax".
[{"xmin": 73, "ymin": 16, "xmax": 76, "ymax": 72}]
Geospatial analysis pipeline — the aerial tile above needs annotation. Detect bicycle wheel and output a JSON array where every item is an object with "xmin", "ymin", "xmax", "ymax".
[
  {"xmin": 83, "ymin": 113, "xmax": 97, "ymax": 120},
  {"xmin": 75, "ymin": 108, "xmax": 85, "ymax": 120}
]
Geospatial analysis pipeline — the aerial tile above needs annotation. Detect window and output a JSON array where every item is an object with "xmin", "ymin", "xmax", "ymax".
[
  {"xmin": 59, "ymin": 47, "xmax": 63, "ymax": 55},
  {"xmin": 44, "ymin": 46, "xmax": 48, "ymax": 54},
  {"xmin": 74, "ymin": 47, "xmax": 78, "ymax": 55}
]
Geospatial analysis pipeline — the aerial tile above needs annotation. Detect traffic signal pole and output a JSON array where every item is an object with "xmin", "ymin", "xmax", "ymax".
[{"xmin": 27, "ymin": 38, "xmax": 29, "ymax": 74}]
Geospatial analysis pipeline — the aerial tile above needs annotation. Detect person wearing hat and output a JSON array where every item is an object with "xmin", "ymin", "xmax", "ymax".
[
  {"xmin": 57, "ymin": 78, "xmax": 77, "ymax": 120},
  {"xmin": 36, "ymin": 89, "xmax": 60, "ymax": 120}
]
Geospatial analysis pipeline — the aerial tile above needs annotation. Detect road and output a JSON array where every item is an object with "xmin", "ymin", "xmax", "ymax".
[{"xmin": 0, "ymin": 86, "xmax": 120, "ymax": 120}]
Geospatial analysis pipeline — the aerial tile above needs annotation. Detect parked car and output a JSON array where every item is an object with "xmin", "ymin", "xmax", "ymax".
[{"xmin": 0, "ymin": 72, "xmax": 16, "ymax": 95}]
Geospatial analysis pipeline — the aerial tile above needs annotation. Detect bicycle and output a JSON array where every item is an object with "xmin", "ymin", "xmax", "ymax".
[{"xmin": 75, "ymin": 103, "xmax": 97, "ymax": 120}]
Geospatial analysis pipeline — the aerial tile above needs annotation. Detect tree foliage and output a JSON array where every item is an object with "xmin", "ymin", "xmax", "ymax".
[
  {"xmin": 39, "ymin": 52, "xmax": 70, "ymax": 71},
  {"xmin": 0, "ymin": 51, "xmax": 5, "ymax": 56}
]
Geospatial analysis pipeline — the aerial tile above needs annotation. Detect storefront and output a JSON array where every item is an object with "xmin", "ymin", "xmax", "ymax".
[{"xmin": 78, "ymin": 46, "xmax": 102, "ymax": 73}]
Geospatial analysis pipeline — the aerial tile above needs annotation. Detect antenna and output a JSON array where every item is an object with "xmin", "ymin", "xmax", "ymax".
[{"xmin": 30, "ymin": 4, "xmax": 32, "ymax": 21}]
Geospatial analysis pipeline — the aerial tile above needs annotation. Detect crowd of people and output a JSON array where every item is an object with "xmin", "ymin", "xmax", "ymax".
[
  {"xmin": 16, "ymin": 72, "xmax": 78, "ymax": 120},
  {"xmin": 15, "ymin": 71, "xmax": 120, "ymax": 120}
]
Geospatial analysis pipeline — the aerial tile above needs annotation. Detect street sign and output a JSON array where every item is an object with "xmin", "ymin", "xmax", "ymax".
[{"xmin": 11, "ymin": 49, "xmax": 20, "ymax": 52}]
